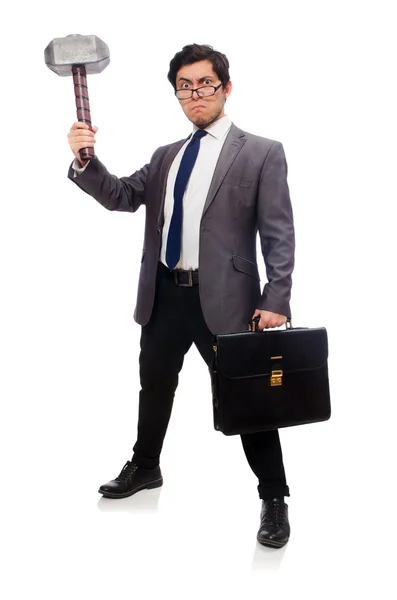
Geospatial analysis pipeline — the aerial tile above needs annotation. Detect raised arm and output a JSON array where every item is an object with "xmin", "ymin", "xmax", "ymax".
[{"xmin": 67, "ymin": 122, "xmax": 148, "ymax": 213}]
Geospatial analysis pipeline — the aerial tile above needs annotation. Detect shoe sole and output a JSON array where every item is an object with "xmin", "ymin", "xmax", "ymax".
[
  {"xmin": 257, "ymin": 535, "xmax": 289, "ymax": 549},
  {"xmin": 98, "ymin": 477, "xmax": 163, "ymax": 499}
]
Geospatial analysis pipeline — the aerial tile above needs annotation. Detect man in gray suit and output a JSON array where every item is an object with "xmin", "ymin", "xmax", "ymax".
[{"xmin": 67, "ymin": 44, "xmax": 295, "ymax": 548}]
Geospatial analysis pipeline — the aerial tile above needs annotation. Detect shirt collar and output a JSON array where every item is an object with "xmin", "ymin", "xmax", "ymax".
[{"xmin": 192, "ymin": 114, "xmax": 232, "ymax": 140}]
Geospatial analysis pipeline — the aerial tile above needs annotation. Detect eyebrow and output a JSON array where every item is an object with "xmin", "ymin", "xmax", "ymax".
[{"xmin": 177, "ymin": 75, "xmax": 214, "ymax": 84}]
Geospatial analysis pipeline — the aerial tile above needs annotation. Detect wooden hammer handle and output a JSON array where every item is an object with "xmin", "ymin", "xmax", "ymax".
[{"xmin": 72, "ymin": 65, "xmax": 95, "ymax": 161}]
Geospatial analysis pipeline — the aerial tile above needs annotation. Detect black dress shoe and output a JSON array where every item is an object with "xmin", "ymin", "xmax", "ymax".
[
  {"xmin": 257, "ymin": 497, "xmax": 290, "ymax": 548},
  {"xmin": 98, "ymin": 461, "xmax": 163, "ymax": 498}
]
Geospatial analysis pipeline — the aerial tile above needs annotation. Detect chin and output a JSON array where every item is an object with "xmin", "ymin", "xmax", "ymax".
[
  {"xmin": 190, "ymin": 108, "xmax": 223, "ymax": 128},
  {"xmin": 193, "ymin": 118, "xmax": 207, "ymax": 128},
  {"xmin": 192, "ymin": 114, "xmax": 215, "ymax": 128}
]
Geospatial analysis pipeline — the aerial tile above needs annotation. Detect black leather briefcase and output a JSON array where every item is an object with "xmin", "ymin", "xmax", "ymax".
[{"xmin": 210, "ymin": 320, "xmax": 331, "ymax": 435}]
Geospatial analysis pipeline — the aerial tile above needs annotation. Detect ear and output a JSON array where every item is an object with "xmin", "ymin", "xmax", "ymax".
[{"xmin": 224, "ymin": 80, "xmax": 232, "ymax": 99}]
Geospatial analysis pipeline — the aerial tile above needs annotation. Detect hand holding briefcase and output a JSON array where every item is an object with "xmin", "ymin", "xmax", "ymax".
[{"xmin": 210, "ymin": 319, "xmax": 331, "ymax": 436}]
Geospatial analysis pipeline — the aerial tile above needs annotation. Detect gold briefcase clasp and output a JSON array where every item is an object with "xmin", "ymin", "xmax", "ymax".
[{"xmin": 270, "ymin": 369, "xmax": 283, "ymax": 387}]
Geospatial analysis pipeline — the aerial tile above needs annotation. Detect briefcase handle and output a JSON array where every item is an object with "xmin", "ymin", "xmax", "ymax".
[{"xmin": 249, "ymin": 316, "xmax": 292, "ymax": 332}]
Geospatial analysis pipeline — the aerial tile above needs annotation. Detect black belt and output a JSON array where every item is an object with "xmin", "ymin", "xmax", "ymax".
[
  {"xmin": 158, "ymin": 262, "xmax": 199, "ymax": 286},
  {"xmin": 173, "ymin": 268, "xmax": 199, "ymax": 287}
]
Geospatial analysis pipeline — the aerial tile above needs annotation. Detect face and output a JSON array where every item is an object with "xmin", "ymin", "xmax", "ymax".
[{"xmin": 175, "ymin": 59, "xmax": 232, "ymax": 128}]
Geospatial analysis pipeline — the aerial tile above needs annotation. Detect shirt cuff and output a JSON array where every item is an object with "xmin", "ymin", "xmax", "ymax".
[{"xmin": 72, "ymin": 158, "xmax": 90, "ymax": 177}]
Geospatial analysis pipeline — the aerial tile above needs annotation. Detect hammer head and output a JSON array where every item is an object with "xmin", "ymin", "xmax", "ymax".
[{"xmin": 44, "ymin": 34, "xmax": 110, "ymax": 76}]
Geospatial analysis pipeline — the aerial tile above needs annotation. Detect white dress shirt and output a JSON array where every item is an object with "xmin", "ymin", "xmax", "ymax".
[
  {"xmin": 73, "ymin": 114, "xmax": 232, "ymax": 270},
  {"xmin": 160, "ymin": 115, "xmax": 232, "ymax": 270}
]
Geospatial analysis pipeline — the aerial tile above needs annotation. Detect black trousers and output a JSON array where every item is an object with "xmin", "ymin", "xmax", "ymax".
[{"xmin": 132, "ymin": 262, "xmax": 290, "ymax": 500}]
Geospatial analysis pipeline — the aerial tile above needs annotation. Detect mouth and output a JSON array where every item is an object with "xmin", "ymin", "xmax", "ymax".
[{"xmin": 191, "ymin": 105, "xmax": 206, "ymax": 111}]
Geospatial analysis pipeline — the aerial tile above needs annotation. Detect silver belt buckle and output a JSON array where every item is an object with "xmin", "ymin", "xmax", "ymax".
[{"xmin": 174, "ymin": 269, "xmax": 193, "ymax": 287}]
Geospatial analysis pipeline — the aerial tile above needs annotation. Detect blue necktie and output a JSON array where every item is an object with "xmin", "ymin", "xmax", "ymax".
[{"xmin": 166, "ymin": 129, "xmax": 208, "ymax": 270}]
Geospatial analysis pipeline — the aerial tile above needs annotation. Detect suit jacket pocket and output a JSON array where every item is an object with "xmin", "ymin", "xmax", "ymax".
[
  {"xmin": 232, "ymin": 255, "xmax": 260, "ymax": 281},
  {"xmin": 223, "ymin": 176, "xmax": 252, "ymax": 188}
]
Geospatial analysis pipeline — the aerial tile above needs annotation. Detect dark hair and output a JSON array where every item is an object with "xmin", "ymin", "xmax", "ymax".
[{"xmin": 168, "ymin": 44, "xmax": 230, "ymax": 90}]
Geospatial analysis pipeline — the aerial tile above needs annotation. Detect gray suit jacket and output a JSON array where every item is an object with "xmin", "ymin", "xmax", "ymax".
[{"xmin": 68, "ymin": 123, "xmax": 295, "ymax": 334}]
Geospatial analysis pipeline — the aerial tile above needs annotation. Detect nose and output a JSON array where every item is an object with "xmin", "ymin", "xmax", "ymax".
[{"xmin": 192, "ymin": 89, "xmax": 201, "ymax": 99}]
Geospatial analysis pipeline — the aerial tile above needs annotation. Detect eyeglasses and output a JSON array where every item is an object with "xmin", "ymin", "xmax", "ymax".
[{"xmin": 175, "ymin": 83, "xmax": 223, "ymax": 100}]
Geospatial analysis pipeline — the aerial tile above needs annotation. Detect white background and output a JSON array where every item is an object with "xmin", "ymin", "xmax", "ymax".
[{"xmin": 1, "ymin": 0, "xmax": 396, "ymax": 598}]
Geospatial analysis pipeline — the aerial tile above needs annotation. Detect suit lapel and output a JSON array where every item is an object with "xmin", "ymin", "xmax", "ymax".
[{"xmin": 202, "ymin": 124, "xmax": 247, "ymax": 216}]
